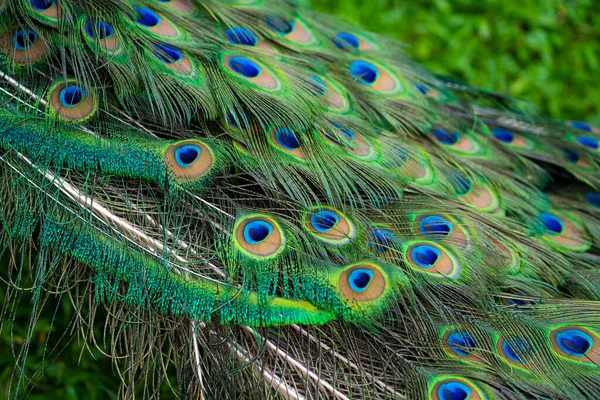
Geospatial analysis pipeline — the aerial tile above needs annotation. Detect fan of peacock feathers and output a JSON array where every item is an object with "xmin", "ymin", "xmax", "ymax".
[{"xmin": 1, "ymin": 0, "xmax": 600, "ymax": 398}]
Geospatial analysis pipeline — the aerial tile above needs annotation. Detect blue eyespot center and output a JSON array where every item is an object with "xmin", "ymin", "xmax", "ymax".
[
  {"xmin": 228, "ymin": 56, "xmax": 261, "ymax": 78},
  {"xmin": 265, "ymin": 16, "xmax": 295, "ymax": 35},
  {"xmin": 244, "ymin": 220, "xmax": 273, "ymax": 244},
  {"xmin": 85, "ymin": 21, "xmax": 115, "ymax": 39},
  {"xmin": 348, "ymin": 268, "xmax": 374, "ymax": 293},
  {"xmin": 153, "ymin": 43, "xmax": 183, "ymax": 64},
  {"xmin": 132, "ymin": 6, "xmax": 161, "ymax": 27},
  {"xmin": 448, "ymin": 332, "xmax": 476, "ymax": 357},
  {"xmin": 576, "ymin": 136, "xmax": 599, "ymax": 150},
  {"xmin": 492, "ymin": 129, "xmax": 515, "ymax": 143},
  {"xmin": 502, "ymin": 339, "xmax": 527, "ymax": 364},
  {"xmin": 438, "ymin": 381, "xmax": 471, "ymax": 400},
  {"xmin": 540, "ymin": 212, "xmax": 564, "ymax": 235},
  {"xmin": 310, "ymin": 210, "xmax": 339, "ymax": 233},
  {"xmin": 175, "ymin": 144, "xmax": 200, "ymax": 167},
  {"xmin": 452, "ymin": 173, "xmax": 472, "ymax": 196},
  {"xmin": 585, "ymin": 191, "xmax": 600, "ymax": 208},
  {"xmin": 415, "ymin": 83, "xmax": 429, "ymax": 95},
  {"xmin": 563, "ymin": 148, "xmax": 580, "ymax": 164},
  {"xmin": 411, "ymin": 245, "xmax": 441, "ymax": 268},
  {"xmin": 369, "ymin": 228, "xmax": 396, "ymax": 253},
  {"xmin": 13, "ymin": 30, "xmax": 37, "ymax": 50},
  {"xmin": 30, "ymin": 0, "xmax": 55, "ymax": 11},
  {"xmin": 275, "ymin": 127, "xmax": 301, "ymax": 150},
  {"xmin": 557, "ymin": 329, "xmax": 592, "ymax": 357},
  {"xmin": 433, "ymin": 128, "xmax": 460, "ymax": 145},
  {"xmin": 334, "ymin": 32, "xmax": 360, "ymax": 50},
  {"xmin": 419, "ymin": 215, "xmax": 453, "ymax": 239},
  {"xmin": 225, "ymin": 27, "xmax": 258, "ymax": 46},
  {"xmin": 307, "ymin": 76, "xmax": 327, "ymax": 97},
  {"xmin": 349, "ymin": 60, "xmax": 379, "ymax": 86},
  {"xmin": 59, "ymin": 85, "xmax": 86, "ymax": 107},
  {"xmin": 571, "ymin": 121, "xmax": 592, "ymax": 132}
]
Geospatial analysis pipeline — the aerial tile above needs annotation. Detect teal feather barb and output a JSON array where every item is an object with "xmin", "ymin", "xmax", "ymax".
[{"xmin": 1, "ymin": 0, "xmax": 600, "ymax": 399}]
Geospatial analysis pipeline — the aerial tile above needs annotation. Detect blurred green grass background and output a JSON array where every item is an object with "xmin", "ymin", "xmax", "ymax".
[
  {"xmin": 314, "ymin": 0, "xmax": 600, "ymax": 122},
  {"xmin": 2, "ymin": 1, "xmax": 599, "ymax": 398}
]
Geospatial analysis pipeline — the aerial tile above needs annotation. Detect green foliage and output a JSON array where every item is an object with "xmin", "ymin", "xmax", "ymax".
[{"xmin": 312, "ymin": 0, "xmax": 600, "ymax": 122}]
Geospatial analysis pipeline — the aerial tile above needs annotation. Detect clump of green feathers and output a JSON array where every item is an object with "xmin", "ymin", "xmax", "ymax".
[{"xmin": 0, "ymin": 0, "xmax": 600, "ymax": 398}]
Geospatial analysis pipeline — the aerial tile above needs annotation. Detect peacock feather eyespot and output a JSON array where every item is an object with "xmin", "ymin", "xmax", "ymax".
[
  {"xmin": 306, "ymin": 75, "xmax": 349, "ymax": 112},
  {"xmin": 174, "ymin": 144, "xmax": 200, "ymax": 167},
  {"xmin": 584, "ymin": 191, "xmax": 600, "ymax": 208},
  {"xmin": 539, "ymin": 212, "xmax": 564, "ymax": 236},
  {"xmin": 433, "ymin": 128, "xmax": 459, "ymax": 146},
  {"xmin": 490, "ymin": 128, "xmax": 533, "ymax": 150},
  {"xmin": 334, "ymin": 32, "xmax": 359, "ymax": 50},
  {"xmin": 244, "ymin": 220, "xmax": 273, "ymax": 244},
  {"xmin": 432, "ymin": 127, "xmax": 483, "ymax": 155},
  {"xmin": 85, "ymin": 20, "xmax": 114, "ymax": 39},
  {"xmin": 222, "ymin": 54, "xmax": 283, "ymax": 92},
  {"xmin": 12, "ymin": 29, "xmax": 37, "ymax": 50},
  {"xmin": 275, "ymin": 128, "xmax": 300, "ymax": 151},
  {"xmin": 128, "ymin": 6, "xmax": 181, "ymax": 38},
  {"xmin": 538, "ymin": 210, "xmax": 590, "ymax": 252},
  {"xmin": 384, "ymin": 146, "xmax": 434, "ymax": 183},
  {"xmin": 497, "ymin": 337, "xmax": 530, "ymax": 369},
  {"xmin": 411, "ymin": 212, "xmax": 474, "ymax": 253},
  {"xmin": 150, "ymin": 42, "xmax": 194, "ymax": 76},
  {"xmin": 164, "ymin": 140, "xmax": 214, "ymax": 181},
  {"xmin": 234, "ymin": 214, "xmax": 285, "ymax": 258},
  {"xmin": 27, "ymin": 0, "xmax": 60, "ymax": 25},
  {"xmin": 418, "ymin": 215, "xmax": 453, "ymax": 239},
  {"xmin": 59, "ymin": 85, "xmax": 86, "ymax": 107},
  {"xmin": 304, "ymin": 207, "xmax": 355, "ymax": 246},
  {"xmin": 411, "ymin": 244, "xmax": 441, "ymax": 269},
  {"xmin": 226, "ymin": 111, "xmax": 251, "ymax": 132},
  {"xmin": 1, "ymin": 28, "xmax": 47, "ymax": 64},
  {"xmin": 568, "ymin": 120, "xmax": 600, "ymax": 134},
  {"xmin": 501, "ymin": 292, "xmax": 537, "ymax": 310},
  {"xmin": 132, "ymin": 6, "xmax": 161, "ymax": 27},
  {"xmin": 265, "ymin": 16, "xmax": 318, "ymax": 46},
  {"xmin": 225, "ymin": 27, "xmax": 258, "ymax": 46},
  {"xmin": 430, "ymin": 377, "xmax": 485, "ymax": 400},
  {"xmin": 562, "ymin": 148, "xmax": 594, "ymax": 169},
  {"xmin": 320, "ymin": 124, "xmax": 376, "ymax": 160},
  {"xmin": 350, "ymin": 59, "xmax": 379, "ymax": 86},
  {"xmin": 30, "ymin": 0, "xmax": 55, "ymax": 11},
  {"xmin": 348, "ymin": 268, "xmax": 373, "ymax": 292},
  {"xmin": 305, "ymin": 75, "xmax": 326, "ymax": 96},
  {"xmin": 451, "ymin": 172, "xmax": 472, "ymax": 196},
  {"xmin": 233, "ymin": 140, "xmax": 253, "ymax": 156},
  {"xmin": 153, "ymin": 43, "xmax": 182, "ymax": 63},
  {"xmin": 333, "ymin": 31, "xmax": 377, "ymax": 51},
  {"xmin": 349, "ymin": 58, "xmax": 404, "ymax": 95},
  {"xmin": 338, "ymin": 262, "xmax": 387, "ymax": 303},
  {"xmin": 442, "ymin": 330, "xmax": 484, "ymax": 365},
  {"xmin": 47, "ymin": 80, "xmax": 97, "ymax": 121},
  {"xmin": 269, "ymin": 127, "xmax": 306, "ymax": 160},
  {"xmin": 368, "ymin": 227, "xmax": 397, "ymax": 254},
  {"xmin": 491, "ymin": 129, "xmax": 514, "ymax": 143},
  {"xmin": 404, "ymin": 241, "xmax": 461, "ymax": 279},
  {"xmin": 575, "ymin": 135, "xmax": 599, "ymax": 150},
  {"xmin": 265, "ymin": 16, "xmax": 294, "ymax": 35},
  {"xmin": 550, "ymin": 326, "xmax": 600, "ymax": 365}
]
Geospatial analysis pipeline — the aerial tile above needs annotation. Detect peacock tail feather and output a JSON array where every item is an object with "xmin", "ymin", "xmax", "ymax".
[{"xmin": 0, "ymin": 1, "xmax": 599, "ymax": 399}]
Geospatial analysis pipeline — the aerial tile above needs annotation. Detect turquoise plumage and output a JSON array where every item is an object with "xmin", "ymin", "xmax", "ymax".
[{"xmin": 1, "ymin": 0, "xmax": 600, "ymax": 399}]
